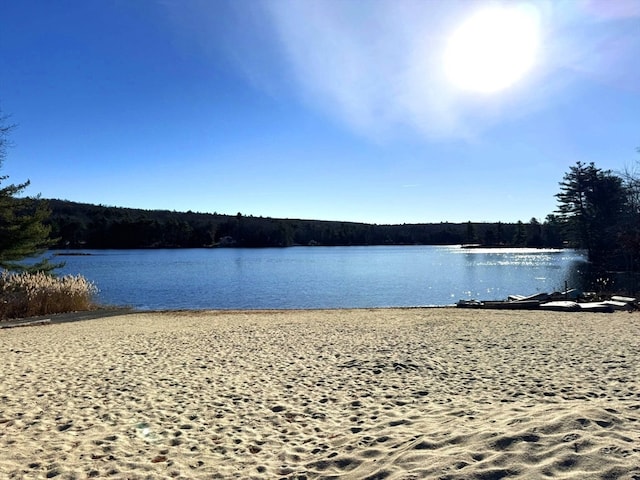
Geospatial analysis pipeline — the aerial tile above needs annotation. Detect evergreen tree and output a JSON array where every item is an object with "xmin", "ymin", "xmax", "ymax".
[
  {"xmin": 542, "ymin": 214, "xmax": 564, "ymax": 248},
  {"xmin": 555, "ymin": 161, "xmax": 626, "ymax": 265},
  {"xmin": 512, "ymin": 221, "xmax": 527, "ymax": 246},
  {"xmin": 0, "ymin": 112, "xmax": 57, "ymax": 272},
  {"xmin": 526, "ymin": 218, "xmax": 543, "ymax": 247},
  {"xmin": 465, "ymin": 221, "xmax": 477, "ymax": 244},
  {"xmin": 496, "ymin": 221, "xmax": 505, "ymax": 245},
  {"xmin": 483, "ymin": 228, "xmax": 496, "ymax": 246}
]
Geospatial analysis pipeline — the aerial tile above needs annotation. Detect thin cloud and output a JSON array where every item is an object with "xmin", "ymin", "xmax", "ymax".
[
  {"xmin": 581, "ymin": 0, "xmax": 640, "ymax": 21},
  {"xmin": 263, "ymin": 0, "xmax": 471, "ymax": 140},
  {"xmin": 571, "ymin": 5, "xmax": 640, "ymax": 92},
  {"xmin": 165, "ymin": 1, "xmax": 640, "ymax": 142},
  {"xmin": 258, "ymin": 0, "xmax": 640, "ymax": 141}
]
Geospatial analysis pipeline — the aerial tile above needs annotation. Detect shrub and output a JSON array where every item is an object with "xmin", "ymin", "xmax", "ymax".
[{"xmin": 0, "ymin": 271, "xmax": 98, "ymax": 320}]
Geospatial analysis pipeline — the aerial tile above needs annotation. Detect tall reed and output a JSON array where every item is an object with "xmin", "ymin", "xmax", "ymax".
[{"xmin": 0, "ymin": 272, "xmax": 98, "ymax": 320}]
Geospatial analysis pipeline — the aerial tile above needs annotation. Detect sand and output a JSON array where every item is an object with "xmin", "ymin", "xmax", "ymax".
[{"xmin": 1, "ymin": 308, "xmax": 639, "ymax": 480}]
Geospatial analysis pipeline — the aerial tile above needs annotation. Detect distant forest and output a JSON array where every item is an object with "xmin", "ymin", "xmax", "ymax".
[{"xmin": 45, "ymin": 199, "xmax": 564, "ymax": 249}]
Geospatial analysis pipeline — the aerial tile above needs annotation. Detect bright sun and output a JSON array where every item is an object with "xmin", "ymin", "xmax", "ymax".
[{"xmin": 444, "ymin": 6, "xmax": 540, "ymax": 93}]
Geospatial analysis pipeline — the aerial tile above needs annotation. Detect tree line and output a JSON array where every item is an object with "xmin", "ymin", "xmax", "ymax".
[
  {"xmin": 1, "ymin": 108, "xmax": 639, "ymax": 279},
  {"xmin": 43, "ymin": 199, "xmax": 564, "ymax": 250}
]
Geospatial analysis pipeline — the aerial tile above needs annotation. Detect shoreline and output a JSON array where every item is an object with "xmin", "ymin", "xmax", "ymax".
[
  {"xmin": 0, "ymin": 307, "xmax": 136, "ymax": 329},
  {"xmin": 0, "ymin": 305, "xmax": 456, "ymax": 329},
  {"xmin": 5, "ymin": 296, "xmax": 625, "ymax": 328},
  {"xmin": 1, "ymin": 308, "xmax": 639, "ymax": 479}
]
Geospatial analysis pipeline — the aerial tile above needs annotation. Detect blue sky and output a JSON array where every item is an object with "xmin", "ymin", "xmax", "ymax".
[{"xmin": 1, "ymin": 0, "xmax": 639, "ymax": 224}]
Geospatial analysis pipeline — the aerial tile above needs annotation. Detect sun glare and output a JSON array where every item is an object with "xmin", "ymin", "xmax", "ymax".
[{"xmin": 443, "ymin": 6, "xmax": 540, "ymax": 93}]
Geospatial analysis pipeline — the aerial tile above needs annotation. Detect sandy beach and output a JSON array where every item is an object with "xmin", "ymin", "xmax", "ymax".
[{"xmin": 1, "ymin": 308, "xmax": 639, "ymax": 479}]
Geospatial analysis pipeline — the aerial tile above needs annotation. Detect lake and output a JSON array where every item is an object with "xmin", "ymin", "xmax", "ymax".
[{"xmin": 51, "ymin": 246, "xmax": 587, "ymax": 310}]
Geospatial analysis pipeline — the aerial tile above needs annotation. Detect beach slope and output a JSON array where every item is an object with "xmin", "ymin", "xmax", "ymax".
[{"xmin": 1, "ymin": 309, "xmax": 639, "ymax": 479}]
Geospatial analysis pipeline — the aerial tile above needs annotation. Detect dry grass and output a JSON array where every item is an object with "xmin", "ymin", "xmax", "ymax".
[{"xmin": 0, "ymin": 271, "xmax": 98, "ymax": 320}]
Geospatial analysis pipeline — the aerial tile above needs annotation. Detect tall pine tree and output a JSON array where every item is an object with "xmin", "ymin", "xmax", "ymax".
[
  {"xmin": 0, "ymin": 111, "xmax": 56, "ymax": 272},
  {"xmin": 555, "ymin": 161, "xmax": 626, "ymax": 266}
]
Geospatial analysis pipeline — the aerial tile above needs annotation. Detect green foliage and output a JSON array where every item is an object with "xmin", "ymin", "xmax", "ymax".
[
  {"xmin": 555, "ymin": 161, "xmax": 626, "ymax": 266},
  {"xmin": 45, "ymin": 200, "xmax": 562, "ymax": 249},
  {"xmin": 465, "ymin": 221, "xmax": 477, "ymax": 244},
  {"xmin": 0, "ymin": 112, "xmax": 58, "ymax": 273},
  {"xmin": 526, "ymin": 218, "xmax": 543, "ymax": 247},
  {"xmin": 542, "ymin": 215, "xmax": 564, "ymax": 248},
  {"xmin": 512, "ymin": 221, "xmax": 527, "ymax": 247}
]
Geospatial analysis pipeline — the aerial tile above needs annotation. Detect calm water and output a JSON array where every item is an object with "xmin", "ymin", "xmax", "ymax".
[{"xmin": 51, "ymin": 246, "xmax": 587, "ymax": 310}]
